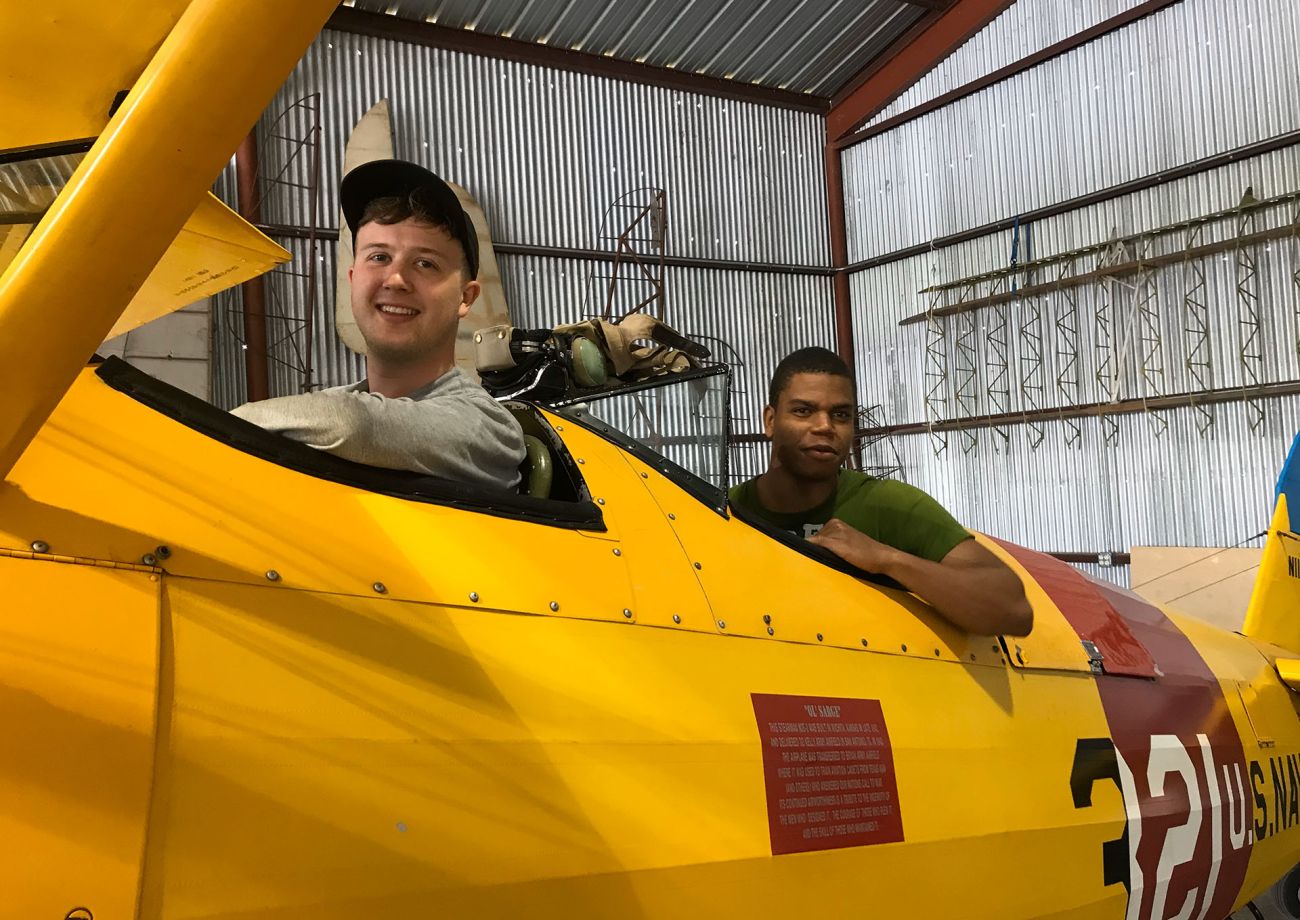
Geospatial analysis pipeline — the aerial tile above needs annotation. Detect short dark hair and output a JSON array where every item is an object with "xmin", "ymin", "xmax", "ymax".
[
  {"xmin": 357, "ymin": 194, "xmax": 470, "ymax": 276},
  {"xmin": 768, "ymin": 346, "xmax": 856, "ymax": 408}
]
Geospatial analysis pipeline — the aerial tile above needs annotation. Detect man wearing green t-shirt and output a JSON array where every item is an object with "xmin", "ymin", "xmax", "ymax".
[{"xmin": 729, "ymin": 347, "xmax": 1032, "ymax": 636}]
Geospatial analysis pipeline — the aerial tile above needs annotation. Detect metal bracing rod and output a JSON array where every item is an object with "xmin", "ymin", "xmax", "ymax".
[
  {"xmin": 1017, "ymin": 286, "xmax": 1046, "ymax": 449},
  {"xmin": 985, "ymin": 276, "xmax": 1011, "ymax": 450},
  {"xmin": 1236, "ymin": 189, "xmax": 1265, "ymax": 431},
  {"xmin": 1093, "ymin": 234, "xmax": 1127, "ymax": 444},
  {"xmin": 1181, "ymin": 222, "xmax": 1214, "ymax": 435},
  {"xmin": 243, "ymin": 93, "xmax": 324, "ymax": 395},
  {"xmin": 952, "ymin": 282, "xmax": 979, "ymax": 453},
  {"xmin": 1129, "ymin": 235, "xmax": 1167, "ymax": 436},
  {"xmin": 1291, "ymin": 200, "xmax": 1300, "ymax": 374},
  {"xmin": 916, "ymin": 187, "xmax": 1300, "ymax": 295},
  {"xmin": 922, "ymin": 284, "xmax": 949, "ymax": 457},
  {"xmin": 1052, "ymin": 258, "xmax": 1082, "ymax": 447},
  {"xmin": 855, "ymin": 404, "xmax": 905, "ymax": 481}
]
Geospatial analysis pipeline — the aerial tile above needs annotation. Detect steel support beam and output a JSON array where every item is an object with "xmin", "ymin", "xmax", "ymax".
[
  {"xmin": 826, "ymin": 0, "xmax": 1015, "ymax": 142},
  {"xmin": 825, "ymin": 144, "xmax": 856, "ymax": 372},
  {"xmin": 328, "ymin": 7, "xmax": 827, "ymax": 114},
  {"xmin": 235, "ymin": 131, "xmax": 270, "ymax": 403}
]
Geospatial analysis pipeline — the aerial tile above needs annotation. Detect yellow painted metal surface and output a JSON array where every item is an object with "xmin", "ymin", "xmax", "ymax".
[
  {"xmin": 5, "ymin": 365, "xmax": 1300, "ymax": 917},
  {"xmin": 0, "ymin": 1, "xmax": 190, "ymax": 149},
  {"xmin": 0, "ymin": 555, "xmax": 159, "ymax": 918},
  {"xmin": 2, "ymin": 192, "xmax": 287, "ymax": 339},
  {"xmin": 1275, "ymin": 659, "xmax": 1300, "ymax": 693},
  {"xmin": 2, "ymin": 369, "xmax": 632, "ymax": 620},
  {"xmin": 107, "ymin": 193, "xmax": 290, "ymax": 338},
  {"xmin": 134, "ymin": 576, "xmax": 1122, "ymax": 919},
  {"xmin": 0, "ymin": 0, "xmax": 337, "ymax": 479},
  {"xmin": 1244, "ymin": 496, "xmax": 1300, "ymax": 654},
  {"xmin": 5, "ymin": 0, "xmax": 1300, "ymax": 911}
]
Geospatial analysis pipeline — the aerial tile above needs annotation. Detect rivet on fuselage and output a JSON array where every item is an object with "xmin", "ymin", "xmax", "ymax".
[
  {"xmin": 373, "ymin": 582, "xmax": 387, "ymax": 594},
  {"xmin": 767, "ymin": 626, "xmax": 775, "ymax": 636},
  {"xmin": 693, "ymin": 562, "xmax": 702, "ymax": 570},
  {"xmin": 763, "ymin": 614, "xmax": 771, "ymax": 624},
  {"xmin": 597, "ymin": 498, "xmax": 606, "ymax": 505},
  {"xmin": 577, "ymin": 458, "xmax": 585, "ymax": 464},
  {"xmin": 266, "ymin": 570, "xmax": 281, "ymax": 582},
  {"xmin": 640, "ymin": 472, "xmax": 648, "ymax": 479},
  {"xmin": 469, "ymin": 592, "xmax": 480, "ymax": 602},
  {"xmin": 672, "ymin": 614, "xmax": 681, "ymax": 624},
  {"xmin": 901, "ymin": 644, "xmax": 908, "ymax": 653},
  {"xmin": 934, "ymin": 649, "xmax": 941, "ymax": 657},
  {"xmin": 816, "ymin": 633, "xmax": 823, "ymax": 642},
  {"xmin": 861, "ymin": 638, "xmax": 869, "ymax": 648},
  {"xmin": 613, "ymin": 548, "xmax": 622, "ymax": 556},
  {"xmin": 141, "ymin": 554, "xmax": 158, "ymax": 566},
  {"xmin": 556, "ymin": 425, "xmax": 564, "ymax": 431},
  {"xmin": 668, "ymin": 513, "xmax": 676, "ymax": 520},
  {"xmin": 550, "ymin": 601, "xmax": 560, "ymax": 611},
  {"xmin": 623, "ymin": 609, "xmax": 633, "ymax": 618},
  {"xmin": 30, "ymin": 541, "xmax": 49, "ymax": 553},
  {"xmin": 155, "ymin": 545, "xmax": 172, "ymax": 559},
  {"xmin": 718, "ymin": 619, "xmax": 727, "ymax": 629}
]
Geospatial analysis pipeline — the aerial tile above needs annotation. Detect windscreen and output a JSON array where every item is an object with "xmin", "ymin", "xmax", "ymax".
[
  {"xmin": 552, "ymin": 367, "xmax": 731, "ymax": 512},
  {"xmin": 0, "ymin": 151, "xmax": 83, "ymax": 277}
]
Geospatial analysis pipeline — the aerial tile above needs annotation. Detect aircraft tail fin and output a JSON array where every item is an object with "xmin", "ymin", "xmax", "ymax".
[{"xmin": 1242, "ymin": 433, "xmax": 1300, "ymax": 652}]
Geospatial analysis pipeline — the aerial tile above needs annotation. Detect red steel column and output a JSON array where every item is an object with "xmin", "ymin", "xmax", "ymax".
[
  {"xmin": 235, "ymin": 131, "xmax": 270, "ymax": 402},
  {"xmin": 825, "ymin": 141, "xmax": 854, "ymax": 372}
]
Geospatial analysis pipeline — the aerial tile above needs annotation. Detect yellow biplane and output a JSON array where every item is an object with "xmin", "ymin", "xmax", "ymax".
[{"xmin": 4, "ymin": 3, "xmax": 1300, "ymax": 919}]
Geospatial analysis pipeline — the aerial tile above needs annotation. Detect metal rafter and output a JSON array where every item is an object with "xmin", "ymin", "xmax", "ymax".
[
  {"xmin": 1181, "ymin": 222, "xmax": 1214, "ymax": 435},
  {"xmin": 985, "ymin": 276, "xmax": 1011, "ymax": 450},
  {"xmin": 1236, "ymin": 188, "xmax": 1265, "ymax": 431},
  {"xmin": 1016, "ymin": 286, "xmax": 1045, "ymax": 449},
  {"xmin": 952, "ymin": 281, "xmax": 980, "ymax": 453},
  {"xmin": 1093, "ymin": 233, "xmax": 1127, "ymax": 445},
  {"xmin": 922, "ymin": 282, "xmax": 949, "ymax": 457},
  {"xmin": 826, "ymin": 0, "xmax": 1016, "ymax": 141},
  {"xmin": 1293, "ymin": 200, "xmax": 1300, "ymax": 368},
  {"xmin": 1130, "ymin": 235, "xmax": 1167, "ymax": 436},
  {"xmin": 1051, "ymin": 258, "xmax": 1082, "ymax": 447}
]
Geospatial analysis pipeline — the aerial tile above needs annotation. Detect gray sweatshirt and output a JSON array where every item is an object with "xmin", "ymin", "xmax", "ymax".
[{"xmin": 231, "ymin": 368, "xmax": 525, "ymax": 490}]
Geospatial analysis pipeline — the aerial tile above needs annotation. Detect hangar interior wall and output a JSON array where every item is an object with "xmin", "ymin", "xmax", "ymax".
[
  {"xmin": 843, "ymin": 0, "xmax": 1300, "ymax": 586},
  {"xmin": 212, "ymin": 28, "xmax": 834, "ymax": 482}
]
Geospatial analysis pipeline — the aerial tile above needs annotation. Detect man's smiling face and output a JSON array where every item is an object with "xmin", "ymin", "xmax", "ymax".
[
  {"xmin": 763, "ymin": 371, "xmax": 856, "ymax": 483},
  {"xmin": 348, "ymin": 217, "xmax": 479, "ymax": 372}
]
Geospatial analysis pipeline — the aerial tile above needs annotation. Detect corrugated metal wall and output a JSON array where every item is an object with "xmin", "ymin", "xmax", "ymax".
[
  {"xmin": 845, "ymin": 0, "xmax": 1300, "ymax": 258},
  {"xmin": 863, "ymin": 0, "xmax": 1153, "ymax": 129},
  {"xmin": 843, "ymin": 0, "xmax": 1300, "ymax": 583},
  {"xmin": 213, "ymin": 28, "xmax": 835, "ymax": 453}
]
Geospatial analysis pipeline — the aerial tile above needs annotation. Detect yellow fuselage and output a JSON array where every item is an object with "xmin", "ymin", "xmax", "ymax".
[{"xmin": 2, "ymin": 364, "xmax": 1298, "ymax": 919}]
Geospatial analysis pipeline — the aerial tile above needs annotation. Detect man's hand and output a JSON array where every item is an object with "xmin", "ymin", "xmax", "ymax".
[
  {"xmin": 807, "ymin": 518, "xmax": 898, "ymax": 573},
  {"xmin": 810, "ymin": 517, "xmax": 1033, "ymax": 636}
]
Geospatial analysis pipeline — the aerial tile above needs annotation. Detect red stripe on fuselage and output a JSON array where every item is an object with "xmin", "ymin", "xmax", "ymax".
[
  {"xmin": 993, "ymin": 539, "xmax": 1156, "ymax": 677},
  {"xmin": 995, "ymin": 539, "xmax": 1251, "ymax": 919}
]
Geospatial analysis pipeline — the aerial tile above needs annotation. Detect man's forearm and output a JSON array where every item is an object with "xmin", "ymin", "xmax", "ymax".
[{"xmin": 879, "ymin": 548, "xmax": 1032, "ymax": 636}]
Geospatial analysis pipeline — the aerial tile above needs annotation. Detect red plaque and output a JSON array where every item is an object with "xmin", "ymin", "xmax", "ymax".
[{"xmin": 751, "ymin": 693, "xmax": 904, "ymax": 855}]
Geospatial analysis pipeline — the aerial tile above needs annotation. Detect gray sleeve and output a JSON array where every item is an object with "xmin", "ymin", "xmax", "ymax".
[{"xmin": 231, "ymin": 389, "xmax": 525, "ymax": 490}]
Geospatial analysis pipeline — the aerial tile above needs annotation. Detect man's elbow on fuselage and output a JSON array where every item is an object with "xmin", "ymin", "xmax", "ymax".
[{"xmin": 998, "ymin": 586, "xmax": 1034, "ymax": 637}]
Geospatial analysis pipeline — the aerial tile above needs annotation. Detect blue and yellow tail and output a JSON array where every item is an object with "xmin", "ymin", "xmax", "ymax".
[{"xmin": 1243, "ymin": 433, "xmax": 1300, "ymax": 652}]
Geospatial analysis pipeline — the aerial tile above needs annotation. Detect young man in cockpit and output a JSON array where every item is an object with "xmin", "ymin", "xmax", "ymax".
[
  {"xmin": 232, "ymin": 159, "xmax": 524, "ymax": 489},
  {"xmin": 729, "ymin": 347, "xmax": 1032, "ymax": 636}
]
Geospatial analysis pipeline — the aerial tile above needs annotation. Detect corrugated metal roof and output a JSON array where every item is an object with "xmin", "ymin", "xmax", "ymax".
[{"xmin": 342, "ymin": 0, "xmax": 928, "ymax": 96}]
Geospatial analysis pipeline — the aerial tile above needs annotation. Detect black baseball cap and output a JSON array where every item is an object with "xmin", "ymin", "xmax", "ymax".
[{"xmin": 340, "ymin": 159, "xmax": 480, "ymax": 279}]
